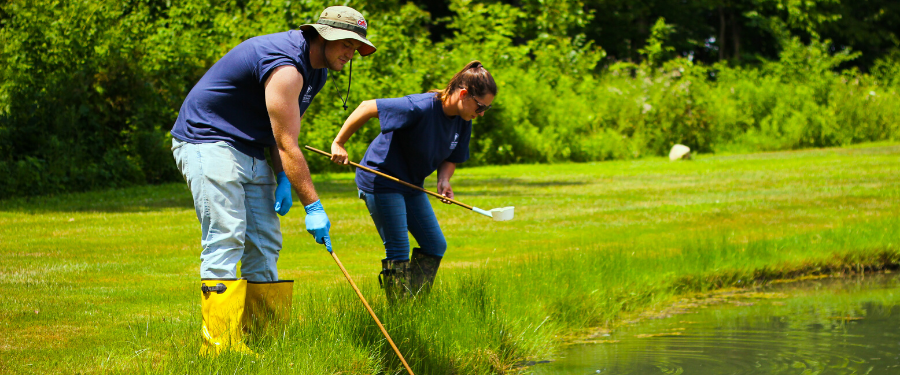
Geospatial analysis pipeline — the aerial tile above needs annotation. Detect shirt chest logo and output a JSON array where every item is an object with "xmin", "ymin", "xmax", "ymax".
[
  {"xmin": 450, "ymin": 133, "xmax": 459, "ymax": 150},
  {"xmin": 302, "ymin": 86, "xmax": 313, "ymax": 104}
]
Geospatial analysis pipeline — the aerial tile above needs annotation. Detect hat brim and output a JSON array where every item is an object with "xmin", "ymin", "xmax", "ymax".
[{"xmin": 301, "ymin": 24, "xmax": 376, "ymax": 56}]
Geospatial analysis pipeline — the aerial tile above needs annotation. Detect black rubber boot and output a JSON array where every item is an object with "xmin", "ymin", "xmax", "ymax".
[
  {"xmin": 410, "ymin": 248, "xmax": 442, "ymax": 296},
  {"xmin": 379, "ymin": 259, "xmax": 411, "ymax": 302}
]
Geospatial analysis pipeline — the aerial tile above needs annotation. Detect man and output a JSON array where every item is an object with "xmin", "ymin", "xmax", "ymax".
[{"xmin": 170, "ymin": 6, "xmax": 376, "ymax": 355}]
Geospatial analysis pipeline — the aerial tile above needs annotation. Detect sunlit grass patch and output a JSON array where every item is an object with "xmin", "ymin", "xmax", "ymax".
[{"xmin": 1, "ymin": 143, "xmax": 899, "ymax": 373}]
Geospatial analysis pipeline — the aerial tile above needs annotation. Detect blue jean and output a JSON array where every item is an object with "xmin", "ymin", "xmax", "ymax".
[
  {"xmin": 359, "ymin": 189, "xmax": 448, "ymax": 261},
  {"xmin": 172, "ymin": 139, "xmax": 282, "ymax": 282}
]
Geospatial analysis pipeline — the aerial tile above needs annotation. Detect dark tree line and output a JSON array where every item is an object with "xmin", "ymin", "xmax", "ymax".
[{"xmin": 413, "ymin": 0, "xmax": 899, "ymax": 71}]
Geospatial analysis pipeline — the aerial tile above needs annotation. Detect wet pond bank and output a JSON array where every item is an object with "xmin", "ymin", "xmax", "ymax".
[{"xmin": 533, "ymin": 273, "xmax": 900, "ymax": 374}]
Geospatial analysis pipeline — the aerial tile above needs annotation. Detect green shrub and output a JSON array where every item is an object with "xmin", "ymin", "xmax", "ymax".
[{"xmin": 1, "ymin": 0, "xmax": 899, "ymax": 198}]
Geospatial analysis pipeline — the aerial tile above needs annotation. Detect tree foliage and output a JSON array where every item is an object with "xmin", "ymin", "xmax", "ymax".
[{"xmin": 1, "ymin": 0, "xmax": 898, "ymax": 198}]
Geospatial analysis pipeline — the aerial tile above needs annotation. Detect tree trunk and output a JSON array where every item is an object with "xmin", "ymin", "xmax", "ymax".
[
  {"xmin": 637, "ymin": 14, "xmax": 648, "ymax": 63},
  {"xmin": 732, "ymin": 10, "xmax": 741, "ymax": 61},
  {"xmin": 719, "ymin": 6, "xmax": 726, "ymax": 61}
]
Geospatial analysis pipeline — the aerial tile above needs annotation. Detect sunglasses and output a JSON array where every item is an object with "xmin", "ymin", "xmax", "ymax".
[{"xmin": 469, "ymin": 95, "xmax": 492, "ymax": 114}]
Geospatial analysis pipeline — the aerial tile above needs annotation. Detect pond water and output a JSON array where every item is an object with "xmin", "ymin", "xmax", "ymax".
[{"xmin": 533, "ymin": 273, "xmax": 900, "ymax": 375}]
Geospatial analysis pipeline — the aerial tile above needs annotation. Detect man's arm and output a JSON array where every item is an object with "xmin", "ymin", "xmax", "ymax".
[
  {"xmin": 267, "ymin": 113, "xmax": 303, "ymax": 174},
  {"xmin": 269, "ymin": 145, "xmax": 284, "ymax": 174},
  {"xmin": 265, "ymin": 65, "xmax": 319, "ymax": 206}
]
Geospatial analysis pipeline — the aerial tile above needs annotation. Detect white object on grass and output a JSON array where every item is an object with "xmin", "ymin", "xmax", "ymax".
[
  {"xmin": 490, "ymin": 206, "xmax": 515, "ymax": 221},
  {"xmin": 669, "ymin": 144, "xmax": 691, "ymax": 161}
]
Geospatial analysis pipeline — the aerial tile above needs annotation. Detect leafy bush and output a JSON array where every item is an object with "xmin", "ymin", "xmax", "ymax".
[{"xmin": 1, "ymin": 0, "xmax": 898, "ymax": 198}]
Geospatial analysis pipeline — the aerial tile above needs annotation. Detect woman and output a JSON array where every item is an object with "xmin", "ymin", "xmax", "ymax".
[{"xmin": 329, "ymin": 61, "xmax": 497, "ymax": 300}]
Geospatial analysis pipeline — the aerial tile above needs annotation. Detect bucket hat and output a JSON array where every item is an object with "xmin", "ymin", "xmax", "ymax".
[{"xmin": 300, "ymin": 6, "xmax": 376, "ymax": 56}]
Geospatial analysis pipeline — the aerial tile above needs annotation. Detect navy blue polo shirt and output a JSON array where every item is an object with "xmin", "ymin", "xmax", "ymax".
[
  {"xmin": 356, "ymin": 93, "xmax": 472, "ymax": 194},
  {"xmin": 171, "ymin": 29, "xmax": 327, "ymax": 160}
]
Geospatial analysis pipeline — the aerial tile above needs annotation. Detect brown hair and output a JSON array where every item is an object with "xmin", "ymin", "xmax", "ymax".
[{"xmin": 430, "ymin": 61, "xmax": 497, "ymax": 102}]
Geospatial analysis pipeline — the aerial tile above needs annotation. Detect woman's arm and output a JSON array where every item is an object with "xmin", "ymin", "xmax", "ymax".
[
  {"xmin": 436, "ymin": 161, "xmax": 456, "ymax": 204},
  {"xmin": 331, "ymin": 99, "xmax": 379, "ymax": 164}
]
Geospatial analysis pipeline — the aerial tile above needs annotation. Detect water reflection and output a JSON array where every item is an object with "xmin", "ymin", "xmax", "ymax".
[{"xmin": 534, "ymin": 273, "xmax": 900, "ymax": 374}]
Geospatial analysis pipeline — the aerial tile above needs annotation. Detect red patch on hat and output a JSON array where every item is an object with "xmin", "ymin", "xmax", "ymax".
[{"xmin": 357, "ymin": 19, "xmax": 367, "ymax": 29}]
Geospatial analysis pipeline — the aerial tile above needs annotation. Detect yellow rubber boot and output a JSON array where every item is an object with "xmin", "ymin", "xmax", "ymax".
[
  {"xmin": 199, "ymin": 279, "xmax": 255, "ymax": 356},
  {"xmin": 244, "ymin": 280, "xmax": 294, "ymax": 341}
]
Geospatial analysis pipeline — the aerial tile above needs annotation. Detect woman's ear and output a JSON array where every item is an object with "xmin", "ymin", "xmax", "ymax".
[{"xmin": 458, "ymin": 88, "xmax": 468, "ymax": 100}]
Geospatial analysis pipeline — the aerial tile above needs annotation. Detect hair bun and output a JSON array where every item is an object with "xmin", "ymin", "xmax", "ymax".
[{"xmin": 433, "ymin": 60, "xmax": 497, "ymax": 102}]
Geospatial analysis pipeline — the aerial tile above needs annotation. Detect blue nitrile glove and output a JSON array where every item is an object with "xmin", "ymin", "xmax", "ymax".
[
  {"xmin": 274, "ymin": 172, "xmax": 293, "ymax": 216},
  {"xmin": 304, "ymin": 200, "xmax": 331, "ymax": 251},
  {"xmin": 323, "ymin": 236, "xmax": 333, "ymax": 253}
]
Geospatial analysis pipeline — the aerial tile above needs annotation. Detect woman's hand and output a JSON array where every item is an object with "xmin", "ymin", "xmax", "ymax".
[
  {"xmin": 330, "ymin": 142, "xmax": 349, "ymax": 164},
  {"xmin": 437, "ymin": 179, "xmax": 454, "ymax": 204}
]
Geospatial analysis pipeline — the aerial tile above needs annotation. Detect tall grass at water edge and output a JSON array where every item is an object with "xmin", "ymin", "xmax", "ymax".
[{"xmin": 138, "ymin": 218, "xmax": 900, "ymax": 375}]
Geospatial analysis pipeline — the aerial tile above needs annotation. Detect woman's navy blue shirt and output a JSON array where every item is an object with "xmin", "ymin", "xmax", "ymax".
[{"xmin": 356, "ymin": 93, "xmax": 472, "ymax": 194}]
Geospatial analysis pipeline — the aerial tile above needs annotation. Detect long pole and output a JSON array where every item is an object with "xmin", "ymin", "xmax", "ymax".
[
  {"xmin": 326, "ymin": 239, "xmax": 415, "ymax": 375},
  {"xmin": 304, "ymin": 145, "xmax": 475, "ymax": 210}
]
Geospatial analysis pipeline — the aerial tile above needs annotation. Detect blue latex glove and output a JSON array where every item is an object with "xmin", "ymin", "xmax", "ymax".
[
  {"xmin": 304, "ymin": 200, "xmax": 332, "ymax": 252},
  {"xmin": 323, "ymin": 236, "xmax": 333, "ymax": 253},
  {"xmin": 274, "ymin": 172, "xmax": 293, "ymax": 216}
]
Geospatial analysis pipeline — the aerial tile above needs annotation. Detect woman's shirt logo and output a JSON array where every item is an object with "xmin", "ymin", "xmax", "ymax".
[{"xmin": 450, "ymin": 133, "xmax": 459, "ymax": 150}]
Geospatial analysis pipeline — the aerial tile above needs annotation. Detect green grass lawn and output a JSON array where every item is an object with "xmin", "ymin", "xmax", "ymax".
[{"xmin": 1, "ymin": 143, "xmax": 899, "ymax": 374}]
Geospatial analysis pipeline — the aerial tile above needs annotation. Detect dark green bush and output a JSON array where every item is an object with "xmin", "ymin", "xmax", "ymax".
[{"xmin": 1, "ymin": 0, "xmax": 898, "ymax": 198}]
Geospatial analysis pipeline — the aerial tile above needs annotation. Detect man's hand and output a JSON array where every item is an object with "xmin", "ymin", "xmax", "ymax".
[
  {"xmin": 274, "ymin": 171, "xmax": 293, "ymax": 215},
  {"xmin": 437, "ymin": 180, "xmax": 454, "ymax": 204},
  {"xmin": 304, "ymin": 200, "xmax": 332, "ymax": 251}
]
